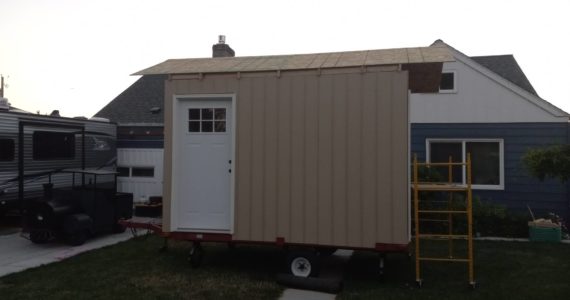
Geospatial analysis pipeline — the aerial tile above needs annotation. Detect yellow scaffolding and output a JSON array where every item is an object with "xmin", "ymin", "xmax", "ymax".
[{"xmin": 412, "ymin": 153, "xmax": 475, "ymax": 288}]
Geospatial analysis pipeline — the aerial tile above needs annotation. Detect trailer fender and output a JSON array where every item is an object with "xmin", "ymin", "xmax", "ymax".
[{"xmin": 63, "ymin": 213, "xmax": 93, "ymax": 234}]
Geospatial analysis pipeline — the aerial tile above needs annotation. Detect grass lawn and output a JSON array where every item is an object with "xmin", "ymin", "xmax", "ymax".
[
  {"xmin": 0, "ymin": 235, "xmax": 285, "ymax": 300},
  {"xmin": 339, "ymin": 240, "xmax": 570, "ymax": 299},
  {"xmin": 1, "ymin": 236, "xmax": 569, "ymax": 300}
]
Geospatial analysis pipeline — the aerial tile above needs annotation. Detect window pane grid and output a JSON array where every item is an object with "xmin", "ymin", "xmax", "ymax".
[{"xmin": 188, "ymin": 108, "xmax": 226, "ymax": 133}]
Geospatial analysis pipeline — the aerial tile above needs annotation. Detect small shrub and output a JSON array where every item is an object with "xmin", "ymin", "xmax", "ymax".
[
  {"xmin": 523, "ymin": 145, "xmax": 570, "ymax": 182},
  {"xmin": 412, "ymin": 162, "xmax": 529, "ymax": 238},
  {"xmin": 413, "ymin": 195, "xmax": 529, "ymax": 238}
]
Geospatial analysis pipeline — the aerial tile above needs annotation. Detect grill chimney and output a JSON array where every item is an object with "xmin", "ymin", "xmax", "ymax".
[{"xmin": 212, "ymin": 35, "xmax": 235, "ymax": 58}]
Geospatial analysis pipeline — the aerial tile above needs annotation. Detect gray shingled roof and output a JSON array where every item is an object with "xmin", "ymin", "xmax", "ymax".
[
  {"xmin": 94, "ymin": 75, "xmax": 166, "ymax": 124},
  {"xmin": 471, "ymin": 55, "xmax": 538, "ymax": 96}
]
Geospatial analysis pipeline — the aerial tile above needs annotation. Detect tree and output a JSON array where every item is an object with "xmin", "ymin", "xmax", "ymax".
[{"xmin": 523, "ymin": 145, "xmax": 570, "ymax": 182}]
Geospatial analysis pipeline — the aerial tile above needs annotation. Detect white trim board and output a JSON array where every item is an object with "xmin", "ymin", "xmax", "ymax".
[{"xmin": 170, "ymin": 93, "xmax": 236, "ymax": 234}]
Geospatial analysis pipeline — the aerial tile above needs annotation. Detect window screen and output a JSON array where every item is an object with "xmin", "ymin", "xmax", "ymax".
[
  {"xmin": 132, "ymin": 167, "xmax": 154, "ymax": 177},
  {"xmin": 429, "ymin": 142, "xmax": 463, "ymax": 183},
  {"xmin": 33, "ymin": 131, "xmax": 75, "ymax": 160},
  {"xmin": 466, "ymin": 142, "xmax": 500, "ymax": 185},
  {"xmin": 0, "ymin": 139, "xmax": 15, "ymax": 161},
  {"xmin": 440, "ymin": 72, "xmax": 455, "ymax": 91}
]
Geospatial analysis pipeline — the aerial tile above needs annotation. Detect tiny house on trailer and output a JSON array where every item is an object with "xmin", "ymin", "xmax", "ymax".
[{"xmin": 132, "ymin": 45, "xmax": 452, "ymax": 276}]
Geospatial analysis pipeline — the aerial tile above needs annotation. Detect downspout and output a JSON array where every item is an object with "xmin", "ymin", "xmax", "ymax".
[
  {"xmin": 18, "ymin": 122, "xmax": 24, "ymax": 215},
  {"xmin": 82, "ymin": 127, "xmax": 85, "ymax": 186},
  {"xmin": 567, "ymin": 122, "xmax": 570, "ymax": 219}
]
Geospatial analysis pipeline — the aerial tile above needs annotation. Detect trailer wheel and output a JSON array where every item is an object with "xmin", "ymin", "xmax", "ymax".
[
  {"xmin": 66, "ymin": 231, "xmax": 87, "ymax": 246},
  {"xmin": 378, "ymin": 253, "xmax": 386, "ymax": 278},
  {"xmin": 112, "ymin": 222, "xmax": 127, "ymax": 233},
  {"xmin": 30, "ymin": 230, "xmax": 50, "ymax": 244},
  {"xmin": 287, "ymin": 250, "xmax": 320, "ymax": 278},
  {"xmin": 189, "ymin": 242, "xmax": 204, "ymax": 268}
]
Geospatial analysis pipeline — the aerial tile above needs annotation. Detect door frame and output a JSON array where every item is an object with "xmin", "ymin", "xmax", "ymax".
[{"xmin": 171, "ymin": 93, "xmax": 236, "ymax": 233}]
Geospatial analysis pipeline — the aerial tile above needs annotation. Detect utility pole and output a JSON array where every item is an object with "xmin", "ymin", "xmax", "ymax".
[{"xmin": 1, "ymin": 75, "xmax": 4, "ymax": 97}]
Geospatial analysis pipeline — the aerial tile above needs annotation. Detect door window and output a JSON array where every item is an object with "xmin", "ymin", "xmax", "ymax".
[{"xmin": 188, "ymin": 108, "xmax": 226, "ymax": 133}]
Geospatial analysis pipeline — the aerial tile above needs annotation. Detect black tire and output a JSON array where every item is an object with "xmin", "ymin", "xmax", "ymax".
[
  {"xmin": 30, "ymin": 230, "xmax": 50, "ymax": 244},
  {"xmin": 66, "ymin": 231, "xmax": 87, "ymax": 246},
  {"xmin": 227, "ymin": 242, "xmax": 236, "ymax": 250},
  {"xmin": 378, "ymin": 253, "xmax": 386, "ymax": 278},
  {"xmin": 287, "ymin": 250, "xmax": 320, "ymax": 278},
  {"xmin": 189, "ymin": 242, "xmax": 204, "ymax": 268},
  {"xmin": 112, "ymin": 222, "xmax": 127, "ymax": 233}
]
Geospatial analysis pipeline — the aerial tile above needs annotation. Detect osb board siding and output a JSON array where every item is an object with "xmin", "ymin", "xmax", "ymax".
[
  {"xmin": 164, "ymin": 70, "xmax": 409, "ymax": 248},
  {"xmin": 136, "ymin": 46, "xmax": 452, "ymax": 75}
]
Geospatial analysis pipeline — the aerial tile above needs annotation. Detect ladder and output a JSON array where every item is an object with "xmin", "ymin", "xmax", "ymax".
[{"xmin": 412, "ymin": 153, "xmax": 475, "ymax": 288}]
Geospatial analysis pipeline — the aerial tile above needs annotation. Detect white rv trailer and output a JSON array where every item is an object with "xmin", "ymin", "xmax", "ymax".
[{"xmin": 0, "ymin": 107, "xmax": 117, "ymax": 216}]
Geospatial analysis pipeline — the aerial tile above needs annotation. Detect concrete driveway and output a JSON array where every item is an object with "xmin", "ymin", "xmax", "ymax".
[{"xmin": 0, "ymin": 231, "xmax": 132, "ymax": 277}]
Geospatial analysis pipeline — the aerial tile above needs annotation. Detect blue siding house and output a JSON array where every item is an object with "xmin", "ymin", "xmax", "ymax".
[{"xmin": 411, "ymin": 40, "xmax": 570, "ymax": 219}]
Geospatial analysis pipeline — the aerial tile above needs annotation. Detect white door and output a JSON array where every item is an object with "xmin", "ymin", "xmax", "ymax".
[{"xmin": 174, "ymin": 97, "xmax": 233, "ymax": 232}]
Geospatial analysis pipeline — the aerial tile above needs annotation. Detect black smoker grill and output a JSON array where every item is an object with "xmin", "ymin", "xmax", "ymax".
[{"xmin": 24, "ymin": 169, "xmax": 133, "ymax": 246}]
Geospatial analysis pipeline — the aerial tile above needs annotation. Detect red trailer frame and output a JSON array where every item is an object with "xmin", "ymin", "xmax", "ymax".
[{"xmin": 119, "ymin": 216, "xmax": 409, "ymax": 278}]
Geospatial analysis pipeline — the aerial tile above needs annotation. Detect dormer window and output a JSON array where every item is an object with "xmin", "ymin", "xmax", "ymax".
[{"xmin": 439, "ymin": 71, "xmax": 456, "ymax": 93}]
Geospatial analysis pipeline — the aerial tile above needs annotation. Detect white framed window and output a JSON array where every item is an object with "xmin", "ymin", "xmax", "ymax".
[
  {"xmin": 439, "ymin": 71, "xmax": 457, "ymax": 93},
  {"xmin": 117, "ymin": 166, "xmax": 155, "ymax": 178},
  {"xmin": 426, "ymin": 139, "xmax": 504, "ymax": 190}
]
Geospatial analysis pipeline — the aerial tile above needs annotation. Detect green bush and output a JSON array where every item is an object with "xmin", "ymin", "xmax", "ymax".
[
  {"xmin": 413, "ymin": 163, "xmax": 529, "ymax": 238},
  {"xmin": 413, "ymin": 195, "xmax": 529, "ymax": 238},
  {"xmin": 523, "ymin": 145, "xmax": 570, "ymax": 182}
]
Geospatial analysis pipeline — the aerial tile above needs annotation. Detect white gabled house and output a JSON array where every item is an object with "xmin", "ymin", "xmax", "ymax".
[{"xmin": 411, "ymin": 40, "xmax": 569, "ymax": 218}]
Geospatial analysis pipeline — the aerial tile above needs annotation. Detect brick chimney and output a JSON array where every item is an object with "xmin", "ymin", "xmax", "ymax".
[{"xmin": 212, "ymin": 35, "xmax": 235, "ymax": 58}]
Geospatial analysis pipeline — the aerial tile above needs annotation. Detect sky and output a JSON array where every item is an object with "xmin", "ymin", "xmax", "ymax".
[{"xmin": 0, "ymin": 0, "xmax": 569, "ymax": 118}]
